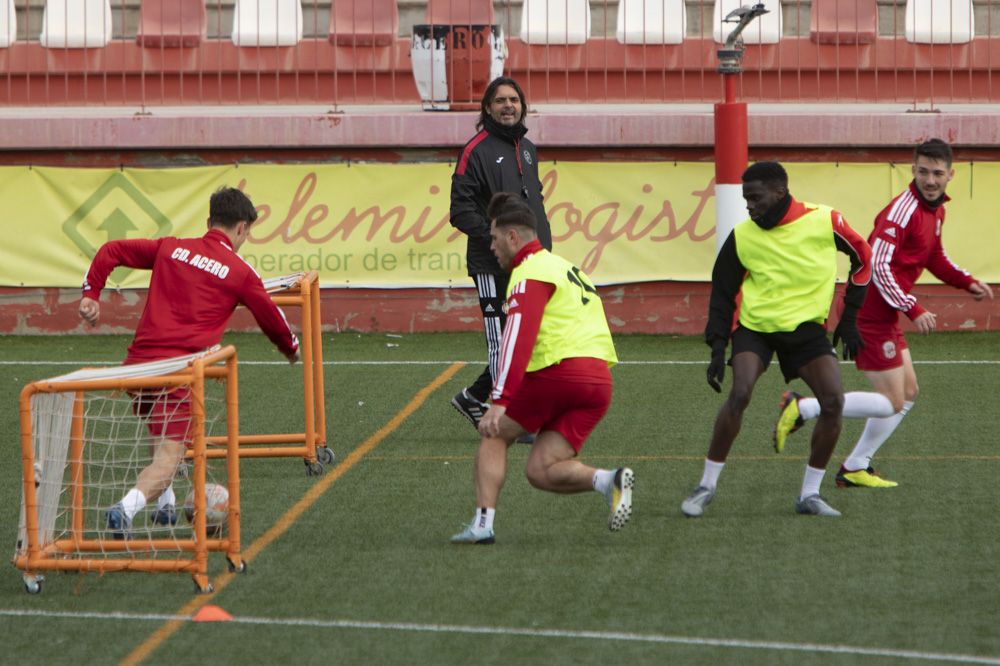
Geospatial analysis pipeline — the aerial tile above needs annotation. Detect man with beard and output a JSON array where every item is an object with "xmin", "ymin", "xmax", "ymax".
[
  {"xmin": 773, "ymin": 139, "xmax": 993, "ymax": 487},
  {"xmin": 681, "ymin": 161, "xmax": 872, "ymax": 518},
  {"xmin": 449, "ymin": 77, "xmax": 553, "ymax": 441},
  {"xmin": 450, "ymin": 193, "xmax": 631, "ymax": 545}
]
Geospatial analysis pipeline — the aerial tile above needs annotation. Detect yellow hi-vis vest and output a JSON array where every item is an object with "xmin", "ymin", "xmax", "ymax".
[
  {"xmin": 734, "ymin": 202, "xmax": 837, "ymax": 333},
  {"xmin": 507, "ymin": 249, "xmax": 618, "ymax": 372}
]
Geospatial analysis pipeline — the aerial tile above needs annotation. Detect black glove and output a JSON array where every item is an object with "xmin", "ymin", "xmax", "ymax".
[
  {"xmin": 706, "ymin": 340, "xmax": 727, "ymax": 393},
  {"xmin": 832, "ymin": 308, "xmax": 864, "ymax": 361}
]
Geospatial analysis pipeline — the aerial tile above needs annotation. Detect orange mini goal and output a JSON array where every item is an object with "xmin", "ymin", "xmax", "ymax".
[
  {"xmin": 206, "ymin": 271, "xmax": 333, "ymax": 475},
  {"xmin": 14, "ymin": 346, "xmax": 242, "ymax": 595}
]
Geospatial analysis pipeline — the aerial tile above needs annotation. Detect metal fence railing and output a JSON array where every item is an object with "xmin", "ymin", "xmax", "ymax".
[{"xmin": 0, "ymin": 0, "xmax": 997, "ymax": 109}]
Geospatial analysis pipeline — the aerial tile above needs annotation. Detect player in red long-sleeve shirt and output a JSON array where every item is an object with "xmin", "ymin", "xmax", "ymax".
[
  {"xmin": 78, "ymin": 186, "xmax": 300, "ymax": 538},
  {"xmin": 450, "ymin": 193, "xmax": 633, "ymax": 545},
  {"xmin": 775, "ymin": 140, "xmax": 993, "ymax": 488}
]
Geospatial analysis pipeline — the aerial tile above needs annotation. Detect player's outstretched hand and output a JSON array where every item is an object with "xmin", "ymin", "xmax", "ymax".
[
  {"xmin": 706, "ymin": 349, "xmax": 725, "ymax": 393},
  {"xmin": 970, "ymin": 281, "xmax": 994, "ymax": 301},
  {"xmin": 78, "ymin": 297, "xmax": 100, "ymax": 326},
  {"xmin": 286, "ymin": 348, "xmax": 301, "ymax": 364},
  {"xmin": 832, "ymin": 318, "xmax": 864, "ymax": 360}
]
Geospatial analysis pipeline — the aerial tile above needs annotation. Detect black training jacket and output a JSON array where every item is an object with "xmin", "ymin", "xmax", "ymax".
[{"xmin": 450, "ymin": 127, "xmax": 552, "ymax": 276}]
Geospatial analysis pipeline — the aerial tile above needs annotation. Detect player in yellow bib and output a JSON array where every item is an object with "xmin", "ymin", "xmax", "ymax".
[
  {"xmin": 681, "ymin": 161, "xmax": 872, "ymax": 519},
  {"xmin": 450, "ymin": 193, "xmax": 634, "ymax": 545}
]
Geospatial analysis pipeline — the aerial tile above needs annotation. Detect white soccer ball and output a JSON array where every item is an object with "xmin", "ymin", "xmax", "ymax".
[{"xmin": 183, "ymin": 482, "xmax": 229, "ymax": 535}]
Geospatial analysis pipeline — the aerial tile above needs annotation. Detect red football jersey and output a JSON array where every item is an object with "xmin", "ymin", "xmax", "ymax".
[
  {"xmin": 861, "ymin": 182, "xmax": 974, "ymax": 322},
  {"xmin": 83, "ymin": 228, "xmax": 298, "ymax": 364}
]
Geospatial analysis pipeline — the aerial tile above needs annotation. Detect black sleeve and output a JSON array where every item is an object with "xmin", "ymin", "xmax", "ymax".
[
  {"xmin": 833, "ymin": 233, "xmax": 868, "ymax": 314},
  {"xmin": 450, "ymin": 153, "xmax": 491, "ymax": 240},
  {"xmin": 704, "ymin": 231, "xmax": 745, "ymax": 349},
  {"xmin": 841, "ymin": 281, "xmax": 867, "ymax": 315}
]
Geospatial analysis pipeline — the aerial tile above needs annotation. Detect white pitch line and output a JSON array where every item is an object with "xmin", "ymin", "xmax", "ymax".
[{"xmin": 0, "ymin": 609, "xmax": 998, "ymax": 664}]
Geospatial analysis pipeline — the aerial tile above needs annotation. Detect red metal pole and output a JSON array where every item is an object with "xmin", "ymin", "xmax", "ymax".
[{"xmin": 713, "ymin": 72, "xmax": 748, "ymax": 254}]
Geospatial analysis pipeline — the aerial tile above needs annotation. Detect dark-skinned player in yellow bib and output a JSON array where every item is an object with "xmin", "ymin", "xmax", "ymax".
[{"xmin": 681, "ymin": 161, "xmax": 872, "ymax": 519}]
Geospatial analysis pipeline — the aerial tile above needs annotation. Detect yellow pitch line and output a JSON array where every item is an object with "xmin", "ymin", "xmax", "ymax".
[{"xmin": 119, "ymin": 362, "xmax": 464, "ymax": 666}]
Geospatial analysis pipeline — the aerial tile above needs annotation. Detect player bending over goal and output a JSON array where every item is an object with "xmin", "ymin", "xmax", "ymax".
[{"xmin": 79, "ymin": 186, "xmax": 299, "ymax": 538}]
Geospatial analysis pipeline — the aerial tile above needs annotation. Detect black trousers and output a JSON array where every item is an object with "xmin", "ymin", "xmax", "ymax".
[{"xmin": 467, "ymin": 272, "xmax": 509, "ymax": 403}]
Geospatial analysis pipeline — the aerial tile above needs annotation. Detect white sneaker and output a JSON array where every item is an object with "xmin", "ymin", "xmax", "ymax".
[
  {"xmin": 450, "ymin": 522, "xmax": 495, "ymax": 545},
  {"xmin": 681, "ymin": 485, "xmax": 715, "ymax": 517},
  {"xmin": 795, "ymin": 494, "xmax": 841, "ymax": 517},
  {"xmin": 604, "ymin": 468, "xmax": 634, "ymax": 531}
]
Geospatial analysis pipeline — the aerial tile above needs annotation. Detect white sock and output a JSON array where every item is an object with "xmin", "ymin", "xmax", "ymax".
[
  {"xmin": 591, "ymin": 469, "xmax": 615, "ymax": 497},
  {"xmin": 121, "ymin": 488, "xmax": 147, "ymax": 521},
  {"xmin": 844, "ymin": 400, "xmax": 913, "ymax": 471},
  {"xmin": 798, "ymin": 396, "xmax": 820, "ymax": 421},
  {"xmin": 158, "ymin": 485, "xmax": 175, "ymax": 509},
  {"xmin": 843, "ymin": 392, "xmax": 896, "ymax": 419},
  {"xmin": 800, "ymin": 465, "xmax": 826, "ymax": 500},
  {"xmin": 473, "ymin": 507, "xmax": 495, "ymax": 531},
  {"xmin": 797, "ymin": 392, "xmax": 895, "ymax": 421},
  {"xmin": 699, "ymin": 459, "xmax": 725, "ymax": 490}
]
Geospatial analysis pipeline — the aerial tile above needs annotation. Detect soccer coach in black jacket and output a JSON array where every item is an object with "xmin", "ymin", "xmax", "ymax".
[{"xmin": 449, "ymin": 77, "xmax": 553, "ymax": 431}]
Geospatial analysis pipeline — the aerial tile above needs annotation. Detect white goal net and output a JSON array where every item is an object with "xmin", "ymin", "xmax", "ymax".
[{"xmin": 14, "ymin": 347, "xmax": 242, "ymax": 593}]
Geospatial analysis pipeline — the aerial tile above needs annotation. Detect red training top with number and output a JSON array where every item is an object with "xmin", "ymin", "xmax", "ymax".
[
  {"xmin": 861, "ymin": 181, "xmax": 974, "ymax": 323},
  {"xmin": 491, "ymin": 239, "xmax": 610, "ymax": 406},
  {"xmin": 82, "ymin": 229, "xmax": 299, "ymax": 364}
]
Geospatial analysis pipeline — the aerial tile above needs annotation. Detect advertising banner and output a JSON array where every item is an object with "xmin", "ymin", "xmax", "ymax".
[{"xmin": 0, "ymin": 162, "xmax": 994, "ymax": 288}]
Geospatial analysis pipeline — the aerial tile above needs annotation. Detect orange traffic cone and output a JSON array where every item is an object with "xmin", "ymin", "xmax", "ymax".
[{"xmin": 193, "ymin": 605, "xmax": 233, "ymax": 622}]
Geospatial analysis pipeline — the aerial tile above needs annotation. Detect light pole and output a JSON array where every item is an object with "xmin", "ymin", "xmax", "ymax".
[{"xmin": 714, "ymin": 3, "xmax": 768, "ymax": 255}]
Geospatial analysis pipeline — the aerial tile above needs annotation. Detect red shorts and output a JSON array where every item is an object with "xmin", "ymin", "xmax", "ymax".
[
  {"xmin": 855, "ymin": 319, "xmax": 908, "ymax": 371},
  {"xmin": 130, "ymin": 387, "xmax": 193, "ymax": 444},
  {"xmin": 504, "ymin": 375, "xmax": 612, "ymax": 453}
]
